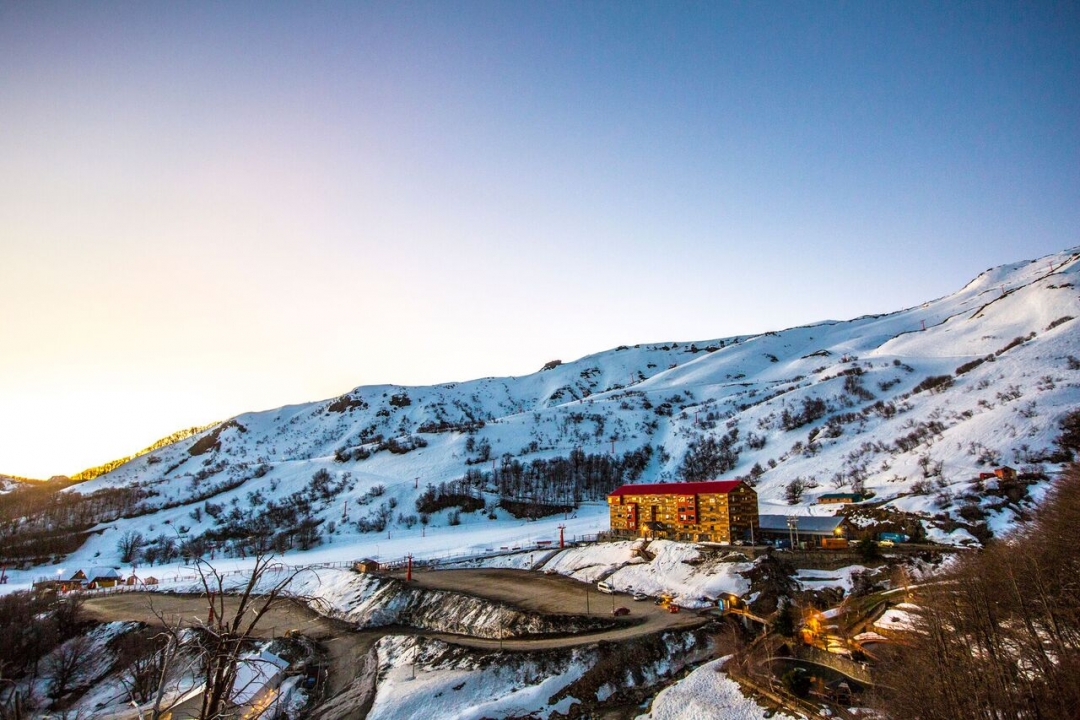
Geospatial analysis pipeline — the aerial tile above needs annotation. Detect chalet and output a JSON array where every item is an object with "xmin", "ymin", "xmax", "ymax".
[
  {"xmin": 817, "ymin": 492, "xmax": 863, "ymax": 505},
  {"xmin": 758, "ymin": 515, "xmax": 848, "ymax": 548},
  {"xmin": 994, "ymin": 466, "xmax": 1017, "ymax": 481},
  {"xmin": 124, "ymin": 574, "xmax": 158, "ymax": 586},
  {"xmin": 978, "ymin": 466, "xmax": 1017, "ymax": 482},
  {"xmin": 354, "ymin": 559, "xmax": 380, "ymax": 574},
  {"xmin": 607, "ymin": 480, "xmax": 759, "ymax": 544},
  {"xmin": 86, "ymin": 567, "xmax": 123, "ymax": 589},
  {"xmin": 59, "ymin": 570, "xmax": 88, "ymax": 592}
]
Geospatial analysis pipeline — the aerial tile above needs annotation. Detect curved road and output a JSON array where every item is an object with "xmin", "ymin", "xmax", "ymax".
[
  {"xmin": 85, "ymin": 568, "xmax": 711, "ymax": 714},
  {"xmin": 387, "ymin": 567, "xmax": 709, "ymax": 650}
]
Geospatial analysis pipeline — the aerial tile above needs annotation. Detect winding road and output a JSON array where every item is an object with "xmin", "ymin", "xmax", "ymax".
[{"xmin": 84, "ymin": 568, "xmax": 711, "ymax": 717}]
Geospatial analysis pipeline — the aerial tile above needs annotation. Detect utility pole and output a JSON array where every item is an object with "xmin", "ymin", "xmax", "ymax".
[
  {"xmin": 406, "ymin": 554, "xmax": 413, "ymax": 582},
  {"xmin": 558, "ymin": 524, "xmax": 566, "ymax": 549}
]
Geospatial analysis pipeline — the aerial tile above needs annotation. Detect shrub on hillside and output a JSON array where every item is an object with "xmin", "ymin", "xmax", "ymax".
[
  {"xmin": 780, "ymin": 396, "xmax": 828, "ymax": 431},
  {"xmin": 679, "ymin": 431, "xmax": 740, "ymax": 482},
  {"xmin": 912, "ymin": 375, "xmax": 953, "ymax": 394}
]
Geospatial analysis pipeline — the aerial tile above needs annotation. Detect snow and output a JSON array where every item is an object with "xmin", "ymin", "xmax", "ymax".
[
  {"xmin": 797, "ymin": 565, "xmax": 870, "ymax": 593},
  {"xmin": 231, "ymin": 649, "xmax": 289, "ymax": 706},
  {"xmin": 874, "ymin": 605, "xmax": 923, "ymax": 633},
  {"xmin": 5, "ymin": 248, "xmax": 1079, "ymax": 720},
  {"xmin": 538, "ymin": 539, "xmax": 751, "ymax": 608},
  {"xmin": 3, "ymin": 247, "xmax": 1079, "ymax": 600},
  {"xmin": 366, "ymin": 636, "xmax": 587, "ymax": 720},
  {"xmin": 637, "ymin": 657, "xmax": 800, "ymax": 720}
]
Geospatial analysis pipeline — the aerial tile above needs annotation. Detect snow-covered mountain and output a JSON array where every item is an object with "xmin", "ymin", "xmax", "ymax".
[{"xmin": 37, "ymin": 248, "xmax": 1080, "ymax": 567}]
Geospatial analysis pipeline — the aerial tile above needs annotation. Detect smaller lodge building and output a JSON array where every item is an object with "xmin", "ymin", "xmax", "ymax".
[
  {"xmin": 817, "ymin": 492, "xmax": 864, "ymax": 505},
  {"xmin": 758, "ymin": 514, "xmax": 849, "ymax": 548},
  {"xmin": 607, "ymin": 480, "xmax": 759, "ymax": 544}
]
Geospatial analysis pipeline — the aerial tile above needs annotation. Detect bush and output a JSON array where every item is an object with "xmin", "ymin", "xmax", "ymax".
[
  {"xmin": 1046, "ymin": 316, "xmax": 1074, "ymax": 331},
  {"xmin": 679, "ymin": 432, "xmax": 740, "ymax": 482},
  {"xmin": 955, "ymin": 357, "xmax": 988, "ymax": 375},
  {"xmin": 1055, "ymin": 409, "xmax": 1080, "ymax": 460},
  {"xmin": 780, "ymin": 396, "xmax": 828, "ymax": 431},
  {"xmin": 912, "ymin": 375, "xmax": 953, "ymax": 394},
  {"xmin": 995, "ymin": 333, "xmax": 1035, "ymax": 356}
]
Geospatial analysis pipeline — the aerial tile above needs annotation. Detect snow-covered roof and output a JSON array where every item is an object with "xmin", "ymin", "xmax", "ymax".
[
  {"xmin": 88, "ymin": 567, "xmax": 121, "ymax": 579},
  {"xmin": 609, "ymin": 480, "xmax": 744, "ymax": 497},
  {"xmin": 758, "ymin": 515, "xmax": 845, "ymax": 534},
  {"xmin": 232, "ymin": 650, "xmax": 289, "ymax": 706}
]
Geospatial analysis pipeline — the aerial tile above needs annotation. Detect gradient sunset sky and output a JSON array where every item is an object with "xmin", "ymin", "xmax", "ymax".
[{"xmin": 2, "ymin": 2, "xmax": 1077, "ymax": 478}]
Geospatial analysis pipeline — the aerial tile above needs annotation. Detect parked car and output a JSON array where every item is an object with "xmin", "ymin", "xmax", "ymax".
[
  {"xmin": 667, "ymin": 604, "xmax": 681, "ymax": 613},
  {"xmin": 612, "ymin": 607, "xmax": 630, "ymax": 617},
  {"xmin": 632, "ymin": 592, "xmax": 649, "ymax": 601},
  {"xmin": 878, "ymin": 539, "xmax": 895, "ymax": 548}
]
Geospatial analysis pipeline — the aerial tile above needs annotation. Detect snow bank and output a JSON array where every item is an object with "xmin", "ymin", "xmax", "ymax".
[
  {"xmin": 367, "ymin": 636, "xmax": 587, "ymax": 720},
  {"xmin": 637, "ymin": 657, "xmax": 799, "ymax": 720},
  {"xmin": 540, "ymin": 540, "xmax": 751, "ymax": 608}
]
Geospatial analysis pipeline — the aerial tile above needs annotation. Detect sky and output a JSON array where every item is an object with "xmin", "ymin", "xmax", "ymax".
[{"xmin": 1, "ymin": 2, "xmax": 1078, "ymax": 479}]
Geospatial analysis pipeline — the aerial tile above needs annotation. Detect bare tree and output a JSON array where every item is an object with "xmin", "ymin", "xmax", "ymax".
[
  {"xmin": 45, "ymin": 635, "xmax": 90, "ymax": 700},
  {"xmin": 137, "ymin": 552, "xmax": 310, "ymax": 719},
  {"xmin": 188, "ymin": 552, "xmax": 307, "ymax": 720},
  {"xmin": 118, "ymin": 531, "xmax": 146, "ymax": 564},
  {"xmin": 784, "ymin": 477, "xmax": 807, "ymax": 505},
  {"xmin": 875, "ymin": 464, "xmax": 1080, "ymax": 719},
  {"xmin": 114, "ymin": 628, "xmax": 169, "ymax": 706}
]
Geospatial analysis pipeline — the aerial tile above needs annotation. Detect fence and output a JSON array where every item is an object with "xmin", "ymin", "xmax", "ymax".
[{"xmin": 54, "ymin": 533, "xmax": 603, "ymax": 598}]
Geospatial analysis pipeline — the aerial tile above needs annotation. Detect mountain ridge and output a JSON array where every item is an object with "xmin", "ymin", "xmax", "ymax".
[{"xmin": 6, "ymin": 246, "xmax": 1079, "ymax": 570}]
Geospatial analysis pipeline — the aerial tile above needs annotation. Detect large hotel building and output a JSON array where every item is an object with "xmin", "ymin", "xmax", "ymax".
[{"xmin": 607, "ymin": 480, "xmax": 759, "ymax": 544}]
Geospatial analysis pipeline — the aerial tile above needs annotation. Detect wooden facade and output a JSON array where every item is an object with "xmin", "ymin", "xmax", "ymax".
[
  {"xmin": 817, "ymin": 492, "xmax": 863, "ymax": 504},
  {"xmin": 608, "ymin": 480, "xmax": 759, "ymax": 543}
]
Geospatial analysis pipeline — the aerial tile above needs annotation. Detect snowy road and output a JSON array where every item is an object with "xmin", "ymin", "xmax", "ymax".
[
  {"xmin": 386, "ymin": 567, "xmax": 710, "ymax": 650},
  {"xmin": 82, "ymin": 594, "xmax": 380, "ymax": 699},
  {"xmin": 84, "ymin": 567, "xmax": 712, "ymax": 708}
]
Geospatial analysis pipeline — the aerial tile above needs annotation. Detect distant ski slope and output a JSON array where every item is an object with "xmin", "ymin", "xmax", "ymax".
[{"xmin": 55, "ymin": 247, "xmax": 1080, "ymax": 566}]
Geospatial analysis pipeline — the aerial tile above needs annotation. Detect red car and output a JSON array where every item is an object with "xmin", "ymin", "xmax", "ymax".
[
  {"xmin": 667, "ymin": 604, "xmax": 681, "ymax": 614},
  {"xmin": 612, "ymin": 607, "xmax": 630, "ymax": 617}
]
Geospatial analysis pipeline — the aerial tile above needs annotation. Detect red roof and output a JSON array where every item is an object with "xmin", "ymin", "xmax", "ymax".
[{"xmin": 608, "ymin": 480, "xmax": 744, "ymax": 497}]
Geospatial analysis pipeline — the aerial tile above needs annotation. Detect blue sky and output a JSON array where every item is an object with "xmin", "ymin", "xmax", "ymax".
[{"xmin": 1, "ymin": 2, "xmax": 1077, "ymax": 477}]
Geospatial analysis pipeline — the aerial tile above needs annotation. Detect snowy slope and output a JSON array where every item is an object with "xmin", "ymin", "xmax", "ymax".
[{"xmin": 10, "ymin": 247, "xmax": 1080, "ymax": 579}]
